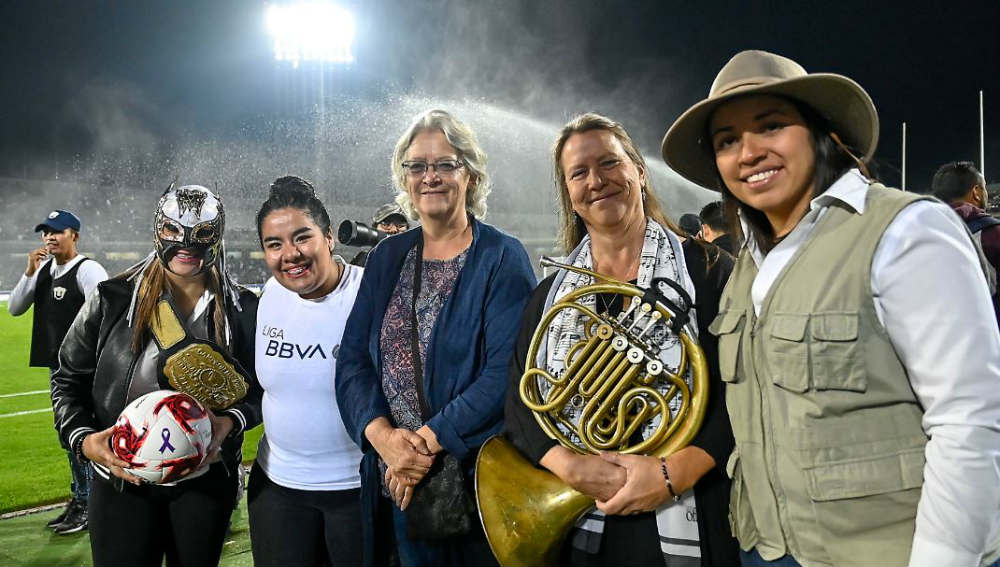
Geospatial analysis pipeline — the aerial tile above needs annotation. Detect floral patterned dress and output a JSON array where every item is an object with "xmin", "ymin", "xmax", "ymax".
[{"xmin": 377, "ymin": 245, "xmax": 468, "ymax": 490}]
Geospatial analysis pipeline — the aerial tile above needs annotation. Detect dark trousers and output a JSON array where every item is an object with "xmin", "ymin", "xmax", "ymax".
[
  {"xmin": 564, "ymin": 513, "xmax": 669, "ymax": 567},
  {"xmin": 66, "ymin": 444, "xmax": 93, "ymax": 502},
  {"xmin": 389, "ymin": 498, "xmax": 497, "ymax": 567},
  {"xmin": 51, "ymin": 368, "xmax": 92, "ymax": 503},
  {"xmin": 248, "ymin": 464, "xmax": 363, "ymax": 567},
  {"xmin": 88, "ymin": 463, "xmax": 237, "ymax": 567}
]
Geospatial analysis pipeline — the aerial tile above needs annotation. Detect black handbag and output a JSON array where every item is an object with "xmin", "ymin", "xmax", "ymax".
[
  {"xmin": 402, "ymin": 239, "xmax": 477, "ymax": 540},
  {"xmin": 404, "ymin": 452, "xmax": 477, "ymax": 540}
]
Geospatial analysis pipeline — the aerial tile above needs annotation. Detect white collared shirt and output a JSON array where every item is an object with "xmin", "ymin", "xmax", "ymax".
[
  {"xmin": 742, "ymin": 169, "xmax": 1000, "ymax": 567},
  {"xmin": 8, "ymin": 255, "xmax": 108, "ymax": 315}
]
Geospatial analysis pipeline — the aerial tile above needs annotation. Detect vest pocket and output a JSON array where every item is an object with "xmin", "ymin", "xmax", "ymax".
[
  {"xmin": 801, "ymin": 448, "xmax": 924, "ymax": 564},
  {"xmin": 709, "ymin": 309, "xmax": 744, "ymax": 383},
  {"xmin": 803, "ymin": 447, "xmax": 925, "ymax": 501},
  {"xmin": 767, "ymin": 313, "xmax": 809, "ymax": 393},
  {"xmin": 725, "ymin": 448, "xmax": 759, "ymax": 545},
  {"xmin": 809, "ymin": 312, "xmax": 866, "ymax": 392}
]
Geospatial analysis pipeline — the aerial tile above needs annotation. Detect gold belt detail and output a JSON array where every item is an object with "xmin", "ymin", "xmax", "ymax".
[
  {"xmin": 150, "ymin": 298, "xmax": 249, "ymax": 410},
  {"xmin": 163, "ymin": 343, "xmax": 248, "ymax": 410}
]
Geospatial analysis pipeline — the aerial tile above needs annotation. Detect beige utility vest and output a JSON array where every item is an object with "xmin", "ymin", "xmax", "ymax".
[{"xmin": 710, "ymin": 185, "xmax": 932, "ymax": 566}]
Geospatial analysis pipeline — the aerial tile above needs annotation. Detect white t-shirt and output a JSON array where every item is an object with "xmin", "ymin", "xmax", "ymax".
[{"xmin": 254, "ymin": 263, "xmax": 364, "ymax": 491}]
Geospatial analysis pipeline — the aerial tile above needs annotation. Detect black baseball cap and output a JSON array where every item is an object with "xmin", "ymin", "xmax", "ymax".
[{"xmin": 34, "ymin": 210, "xmax": 82, "ymax": 232}]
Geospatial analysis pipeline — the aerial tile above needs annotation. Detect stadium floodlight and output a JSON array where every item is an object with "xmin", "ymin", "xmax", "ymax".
[{"xmin": 266, "ymin": 2, "xmax": 355, "ymax": 67}]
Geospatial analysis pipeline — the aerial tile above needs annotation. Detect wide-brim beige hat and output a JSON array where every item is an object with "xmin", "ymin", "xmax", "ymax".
[{"xmin": 661, "ymin": 49, "xmax": 879, "ymax": 190}]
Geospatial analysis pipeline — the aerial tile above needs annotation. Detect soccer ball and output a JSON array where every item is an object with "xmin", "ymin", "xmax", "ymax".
[{"xmin": 111, "ymin": 390, "xmax": 213, "ymax": 484}]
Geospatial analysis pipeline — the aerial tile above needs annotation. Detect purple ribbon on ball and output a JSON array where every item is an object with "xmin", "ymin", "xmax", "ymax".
[{"xmin": 159, "ymin": 428, "xmax": 175, "ymax": 453}]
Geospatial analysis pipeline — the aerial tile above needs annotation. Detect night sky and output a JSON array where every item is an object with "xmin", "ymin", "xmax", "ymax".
[{"xmin": 1, "ymin": 0, "xmax": 998, "ymax": 193}]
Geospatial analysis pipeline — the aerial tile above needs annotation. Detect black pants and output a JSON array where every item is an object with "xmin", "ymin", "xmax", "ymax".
[
  {"xmin": 248, "ymin": 464, "xmax": 363, "ymax": 567},
  {"xmin": 564, "ymin": 513, "xmax": 668, "ymax": 567},
  {"xmin": 89, "ymin": 463, "xmax": 238, "ymax": 567},
  {"xmin": 49, "ymin": 369, "xmax": 92, "ymax": 503}
]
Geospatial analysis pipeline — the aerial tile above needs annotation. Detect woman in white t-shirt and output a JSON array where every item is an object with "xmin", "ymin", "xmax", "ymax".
[{"xmin": 249, "ymin": 176, "xmax": 365, "ymax": 567}]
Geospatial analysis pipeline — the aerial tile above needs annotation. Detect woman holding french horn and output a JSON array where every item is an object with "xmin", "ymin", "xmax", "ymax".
[{"xmin": 498, "ymin": 113, "xmax": 740, "ymax": 566}]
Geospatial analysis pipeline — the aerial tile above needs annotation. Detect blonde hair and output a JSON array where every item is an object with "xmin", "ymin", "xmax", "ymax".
[
  {"xmin": 390, "ymin": 109, "xmax": 490, "ymax": 219},
  {"xmin": 552, "ymin": 113, "xmax": 682, "ymax": 254}
]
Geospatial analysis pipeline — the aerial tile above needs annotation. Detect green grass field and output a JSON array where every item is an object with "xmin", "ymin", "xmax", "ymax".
[
  {"xmin": 0, "ymin": 495, "xmax": 254, "ymax": 566},
  {"xmin": 0, "ymin": 302, "xmax": 262, "ymax": 565},
  {"xmin": 0, "ymin": 303, "xmax": 264, "ymax": 514},
  {"xmin": 0, "ymin": 303, "xmax": 77, "ymax": 515}
]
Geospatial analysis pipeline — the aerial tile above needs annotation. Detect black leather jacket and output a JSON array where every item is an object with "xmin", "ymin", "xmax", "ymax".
[{"xmin": 51, "ymin": 276, "xmax": 262, "ymax": 485}]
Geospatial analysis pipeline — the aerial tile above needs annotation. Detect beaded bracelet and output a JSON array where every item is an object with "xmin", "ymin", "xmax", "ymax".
[
  {"xmin": 660, "ymin": 456, "xmax": 680, "ymax": 502},
  {"xmin": 72, "ymin": 434, "xmax": 89, "ymax": 464}
]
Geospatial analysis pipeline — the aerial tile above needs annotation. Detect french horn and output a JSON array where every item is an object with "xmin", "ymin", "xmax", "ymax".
[{"xmin": 475, "ymin": 257, "xmax": 709, "ymax": 566}]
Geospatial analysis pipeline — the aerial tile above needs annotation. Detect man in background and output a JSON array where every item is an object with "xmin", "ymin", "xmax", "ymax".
[
  {"xmin": 698, "ymin": 200, "xmax": 735, "ymax": 255},
  {"xmin": 931, "ymin": 161, "xmax": 1000, "ymax": 324},
  {"xmin": 677, "ymin": 213, "xmax": 702, "ymax": 239},
  {"xmin": 8, "ymin": 210, "xmax": 108, "ymax": 535},
  {"xmin": 986, "ymin": 184, "xmax": 1000, "ymax": 216},
  {"xmin": 349, "ymin": 202, "xmax": 410, "ymax": 267}
]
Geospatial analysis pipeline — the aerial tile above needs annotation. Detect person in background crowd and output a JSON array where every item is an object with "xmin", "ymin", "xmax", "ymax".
[
  {"xmin": 350, "ymin": 203, "xmax": 411, "ymax": 267},
  {"xmin": 662, "ymin": 48, "xmax": 1000, "ymax": 566},
  {"xmin": 8, "ymin": 209, "xmax": 108, "ymax": 535},
  {"xmin": 249, "ymin": 176, "xmax": 365, "ymax": 566},
  {"xmin": 336, "ymin": 109, "xmax": 535, "ymax": 566},
  {"xmin": 678, "ymin": 213, "xmax": 702, "ymax": 238},
  {"xmin": 504, "ymin": 112, "xmax": 738, "ymax": 567},
  {"xmin": 698, "ymin": 201, "xmax": 736, "ymax": 255},
  {"xmin": 50, "ymin": 185, "xmax": 262, "ymax": 566},
  {"xmin": 931, "ymin": 160, "xmax": 1000, "ymax": 322},
  {"xmin": 987, "ymin": 184, "xmax": 1000, "ymax": 215}
]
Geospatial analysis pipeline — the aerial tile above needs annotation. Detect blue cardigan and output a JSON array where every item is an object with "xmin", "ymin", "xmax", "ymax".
[
  {"xmin": 336, "ymin": 217, "xmax": 535, "ymax": 458},
  {"xmin": 336, "ymin": 217, "xmax": 535, "ymax": 563}
]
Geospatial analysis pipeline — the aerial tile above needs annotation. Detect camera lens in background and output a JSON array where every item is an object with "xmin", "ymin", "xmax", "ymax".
[{"xmin": 338, "ymin": 220, "xmax": 388, "ymax": 247}]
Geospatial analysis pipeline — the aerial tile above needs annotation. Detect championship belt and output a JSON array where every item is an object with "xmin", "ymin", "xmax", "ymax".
[{"xmin": 149, "ymin": 298, "xmax": 249, "ymax": 410}]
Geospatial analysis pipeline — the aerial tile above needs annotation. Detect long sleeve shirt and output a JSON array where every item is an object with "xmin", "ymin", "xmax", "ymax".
[
  {"xmin": 744, "ymin": 169, "xmax": 1000, "ymax": 567},
  {"xmin": 8, "ymin": 255, "xmax": 108, "ymax": 315}
]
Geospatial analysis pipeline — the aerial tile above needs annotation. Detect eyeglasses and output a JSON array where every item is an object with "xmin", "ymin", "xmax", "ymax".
[{"xmin": 401, "ymin": 159, "xmax": 465, "ymax": 177}]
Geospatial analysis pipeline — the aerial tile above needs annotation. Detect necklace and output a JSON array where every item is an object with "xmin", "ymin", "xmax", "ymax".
[
  {"xmin": 596, "ymin": 292, "xmax": 617, "ymax": 315},
  {"xmin": 591, "ymin": 260, "xmax": 639, "ymax": 285},
  {"xmin": 328, "ymin": 257, "xmax": 344, "ymax": 291}
]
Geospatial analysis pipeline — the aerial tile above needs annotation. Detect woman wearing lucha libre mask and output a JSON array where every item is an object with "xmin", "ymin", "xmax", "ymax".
[{"xmin": 51, "ymin": 184, "xmax": 263, "ymax": 567}]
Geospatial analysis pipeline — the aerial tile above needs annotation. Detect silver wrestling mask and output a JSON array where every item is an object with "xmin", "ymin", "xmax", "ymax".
[{"xmin": 153, "ymin": 184, "xmax": 225, "ymax": 275}]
